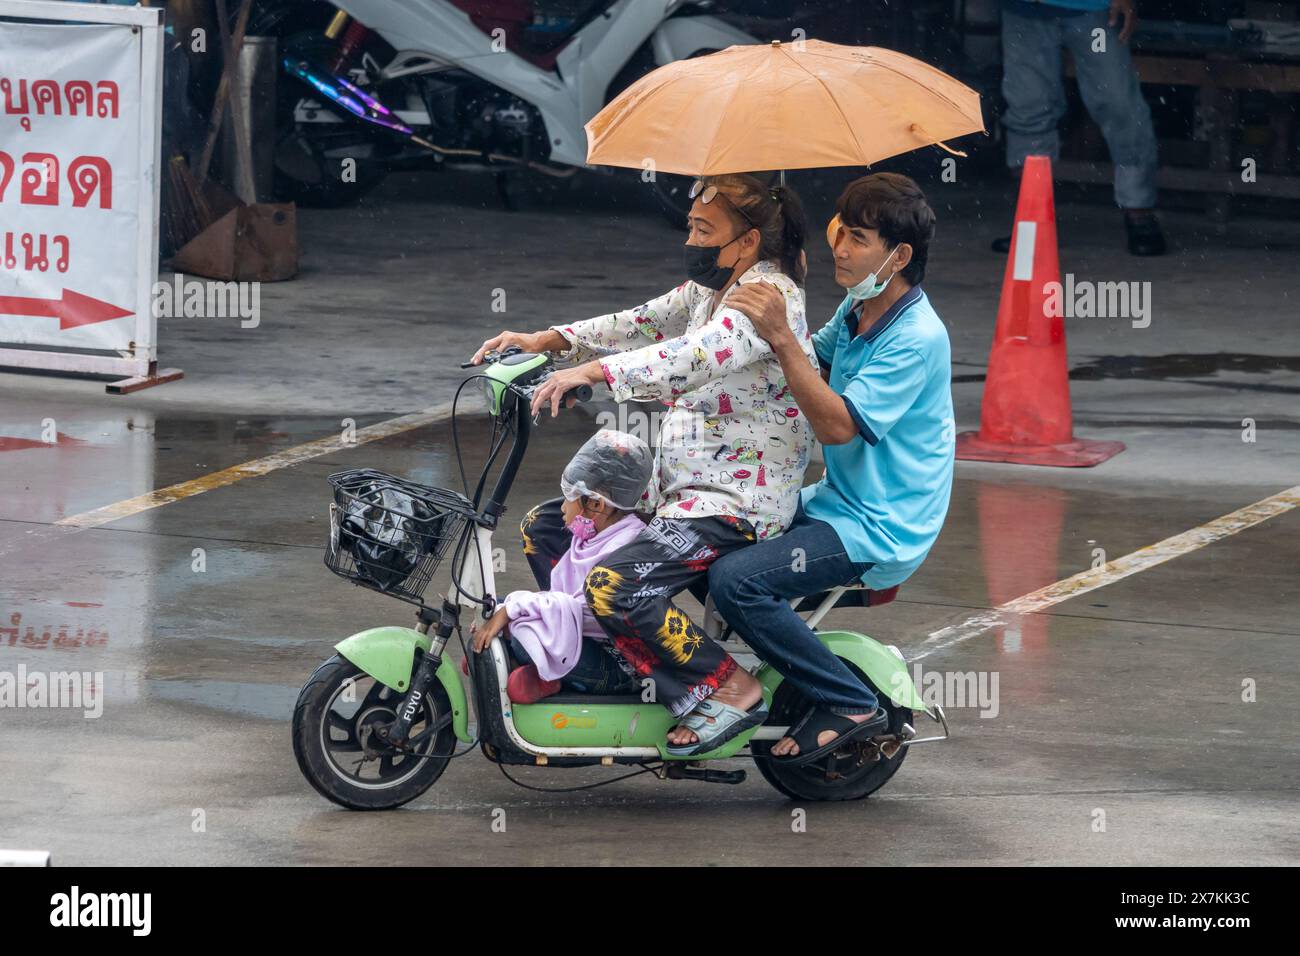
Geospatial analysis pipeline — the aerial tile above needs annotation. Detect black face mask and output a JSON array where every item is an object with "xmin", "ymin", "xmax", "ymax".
[{"xmin": 683, "ymin": 232, "xmax": 744, "ymax": 291}]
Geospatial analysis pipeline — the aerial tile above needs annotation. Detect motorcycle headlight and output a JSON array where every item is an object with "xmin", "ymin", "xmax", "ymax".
[
  {"xmin": 479, "ymin": 375, "xmax": 502, "ymax": 416},
  {"xmin": 477, "ymin": 352, "xmax": 548, "ymax": 418}
]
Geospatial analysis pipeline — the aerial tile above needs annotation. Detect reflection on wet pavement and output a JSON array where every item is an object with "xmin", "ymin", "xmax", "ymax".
[
  {"xmin": 146, "ymin": 679, "xmax": 301, "ymax": 721},
  {"xmin": 976, "ymin": 481, "xmax": 1066, "ymax": 655}
]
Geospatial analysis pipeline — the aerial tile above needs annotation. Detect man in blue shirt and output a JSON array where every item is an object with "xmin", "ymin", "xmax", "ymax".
[{"xmin": 695, "ymin": 173, "xmax": 954, "ymax": 764}]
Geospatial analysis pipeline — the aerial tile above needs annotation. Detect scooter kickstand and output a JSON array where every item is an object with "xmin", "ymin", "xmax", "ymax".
[{"xmin": 663, "ymin": 762, "xmax": 747, "ymax": 785}]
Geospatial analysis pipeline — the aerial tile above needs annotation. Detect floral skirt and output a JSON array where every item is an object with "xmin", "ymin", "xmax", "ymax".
[{"xmin": 520, "ymin": 498, "xmax": 755, "ymax": 717}]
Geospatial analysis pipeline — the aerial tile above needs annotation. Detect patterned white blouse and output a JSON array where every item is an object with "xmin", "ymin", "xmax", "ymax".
[{"xmin": 550, "ymin": 259, "xmax": 818, "ymax": 540}]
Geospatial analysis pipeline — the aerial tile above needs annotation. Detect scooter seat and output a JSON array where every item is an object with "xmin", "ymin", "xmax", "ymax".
[{"xmin": 792, "ymin": 584, "xmax": 900, "ymax": 613}]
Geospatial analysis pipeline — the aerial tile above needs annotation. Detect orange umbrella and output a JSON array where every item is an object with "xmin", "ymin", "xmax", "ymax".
[{"xmin": 585, "ymin": 39, "xmax": 983, "ymax": 175}]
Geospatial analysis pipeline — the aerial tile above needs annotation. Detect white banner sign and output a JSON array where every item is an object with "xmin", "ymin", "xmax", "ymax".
[{"xmin": 0, "ymin": 2, "xmax": 161, "ymax": 376}]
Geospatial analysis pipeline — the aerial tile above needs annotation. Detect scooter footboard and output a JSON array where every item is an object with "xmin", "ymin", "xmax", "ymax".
[
  {"xmin": 756, "ymin": 630, "xmax": 929, "ymax": 715},
  {"xmin": 335, "ymin": 626, "xmax": 471, "ymax": 742}
]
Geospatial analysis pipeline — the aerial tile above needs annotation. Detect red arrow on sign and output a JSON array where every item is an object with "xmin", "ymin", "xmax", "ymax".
[
  {"xmin": 0, "ymin": 289, "xmax": 134, "ymax": 330},
  {"xmin": 0, "ymin": 432, "xmax": 87, "ymax": 452}
]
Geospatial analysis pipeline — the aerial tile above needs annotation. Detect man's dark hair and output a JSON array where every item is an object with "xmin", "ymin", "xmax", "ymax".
[{"xmin": 835, "ymin": 172, "xmax": 936, "ymax": 286}]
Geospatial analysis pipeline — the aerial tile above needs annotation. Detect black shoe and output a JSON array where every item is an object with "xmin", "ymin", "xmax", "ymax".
[
  {"xmin": 772, "ymin": 705, "xmax": 891, "ymax": 767},
  {"xmin": 991, "ymin": 234, "xmax": 1011, "ymax": 253},
  {"xmin": 1125, "ymin": 212, "xmax": 1166, "ymax": 256}
]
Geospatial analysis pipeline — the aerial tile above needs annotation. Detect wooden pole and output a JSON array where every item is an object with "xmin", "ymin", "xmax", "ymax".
[{"xmin": 194, "ymin": 0, "xmax": 255, "ymax": 189}]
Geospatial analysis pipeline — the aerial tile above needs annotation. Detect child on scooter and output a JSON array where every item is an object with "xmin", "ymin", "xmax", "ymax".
[{"xmin": 470, "ymin": 429, "xmax": 653, "ymax": 703}]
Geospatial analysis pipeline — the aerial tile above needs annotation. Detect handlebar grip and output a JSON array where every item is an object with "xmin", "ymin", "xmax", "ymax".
[{"xmin": 562, "ymin": 384, "xmax": 593, "ymax": 405}]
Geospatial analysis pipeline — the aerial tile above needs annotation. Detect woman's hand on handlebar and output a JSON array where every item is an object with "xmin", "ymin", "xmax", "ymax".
[
  {"xmin": 531, "ymin": 361, "xmax": 605, "ymax": 418},
  {"xmin": 469, "ymin": 329, "xmax": 569, "ymax": 365}
]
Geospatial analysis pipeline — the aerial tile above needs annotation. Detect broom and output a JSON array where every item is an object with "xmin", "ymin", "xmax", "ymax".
[{"xmin": 162, "ymin": 153, "xmax": 212, "ymax": 255}]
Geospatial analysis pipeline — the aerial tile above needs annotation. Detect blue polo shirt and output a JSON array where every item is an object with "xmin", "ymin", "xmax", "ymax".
[{"xmin": 800, "ymin": 286, "xmax": 954, "ymax": 589}]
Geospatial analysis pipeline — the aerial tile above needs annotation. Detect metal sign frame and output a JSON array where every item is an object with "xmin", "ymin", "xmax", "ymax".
[{"xmin": 0, "ymin": 0, "xmax": 168, "ymax": 390}]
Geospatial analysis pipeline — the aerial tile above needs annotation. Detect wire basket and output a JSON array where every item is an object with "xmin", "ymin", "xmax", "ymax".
[{"xmin": 324, "ymin": 469, "xmax": 477, "ymax": 604}]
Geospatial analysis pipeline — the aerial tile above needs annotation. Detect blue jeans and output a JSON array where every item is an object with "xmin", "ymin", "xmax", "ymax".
[
  {"xmin": 1001, "ymin": 7, "xmax": 1158, "ymax": 209},
  {"xmin": 707, "ymin": 508, "xmax": 879, "ymax": 715},
  {"xmin": 509, "ymin": 635, "xmax": 640, "ymax": 695}
]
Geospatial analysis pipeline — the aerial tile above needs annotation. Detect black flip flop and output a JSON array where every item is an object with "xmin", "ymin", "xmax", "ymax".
[{"xmin": 769, "ymin": 705, "xmax": 890, "ymax": 768}]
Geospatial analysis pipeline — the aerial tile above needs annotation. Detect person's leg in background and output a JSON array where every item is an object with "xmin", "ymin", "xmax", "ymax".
[
  {"xmin": 1063, "ymin": 9, "xmax": 1165, "ymax": 255},
  {"xmin": 993, "ymin": 7, "xmax": 1068, "ymax": 253},
  {"xmin": 707, "ymin": 513, "xmax": 879, "ymax": 716},
  {"xmin": 992, "ymin": 7, "xmax": 1067, "ymax": 254}
]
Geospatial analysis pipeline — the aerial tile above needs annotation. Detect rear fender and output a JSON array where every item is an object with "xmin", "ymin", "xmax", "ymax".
[{"xmin": 756, "ymin": 630, "xmax": 929, "ymax": 714}]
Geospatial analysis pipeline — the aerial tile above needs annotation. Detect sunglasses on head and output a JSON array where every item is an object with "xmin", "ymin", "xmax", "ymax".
[{"xmin": 689, "ymin": 178, "xmax": 763, "ymax": 231}]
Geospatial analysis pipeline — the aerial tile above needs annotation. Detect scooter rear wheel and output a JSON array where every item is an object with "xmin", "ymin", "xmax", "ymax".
[
  {"xmin": 292, "ymin": 654, "xmax": 455, "ymax": 810},
  {"xmin": 754, "ymin": 662, "xmax": 910, "ymax": 802}
]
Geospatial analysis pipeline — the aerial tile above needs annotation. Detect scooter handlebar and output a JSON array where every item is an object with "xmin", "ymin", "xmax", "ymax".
[{"xmin": 561, "ymin": 384, "xmax": 593, "ymax": 405}]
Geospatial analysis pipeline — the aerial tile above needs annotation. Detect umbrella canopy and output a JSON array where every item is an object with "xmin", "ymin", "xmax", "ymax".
[{"xmin": 585, "ymin": 39, "xmax": 984, "ymax": 176}]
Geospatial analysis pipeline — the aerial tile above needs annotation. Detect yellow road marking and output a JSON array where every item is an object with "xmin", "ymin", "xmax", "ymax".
[
  {"xmin": 913, "ymin": 483, "xmax": 1300, "ymax": 660},
  {"xmin": 55, "ymin": 402, "xmax": 455, "ymax": 530}
]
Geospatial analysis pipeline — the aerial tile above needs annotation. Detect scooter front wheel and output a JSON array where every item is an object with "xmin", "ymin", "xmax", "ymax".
[
  {"xmin": 754, "ymin": 662, "xmax": 910, "ymax": 802},
  {"xmin": 292, "ymin": 654, "xmax": 455, "ymax": 810}
]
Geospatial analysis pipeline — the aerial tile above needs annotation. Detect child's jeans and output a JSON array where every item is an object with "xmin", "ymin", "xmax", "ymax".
[{"xmin": 508, "ymin": 635, "xmax": 641, "ymax": 695}]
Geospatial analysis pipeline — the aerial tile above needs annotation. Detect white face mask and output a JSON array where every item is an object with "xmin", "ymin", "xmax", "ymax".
[{"xmin": 845, "ymin": 245, "xmax": 899, "ymax": 301}]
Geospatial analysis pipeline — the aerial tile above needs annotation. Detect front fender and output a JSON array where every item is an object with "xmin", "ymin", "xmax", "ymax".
[
  {"xmin": 757, "ymin": 630, "xmax": 929, "ymax": 715},
  {"xmin": 335, "ymin": 626, "xmax": 471, "ymax": 742}
]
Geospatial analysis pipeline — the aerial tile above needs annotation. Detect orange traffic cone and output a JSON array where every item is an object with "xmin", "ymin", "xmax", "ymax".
[{"xmin": 956, "ymin": 156, "xmax": 1124, "ymax": 467}]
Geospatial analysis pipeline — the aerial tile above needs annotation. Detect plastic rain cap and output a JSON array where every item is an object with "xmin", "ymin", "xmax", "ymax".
[{"xmin": 560, "ymin": 429, "xmax": 654, "ymax": 512}]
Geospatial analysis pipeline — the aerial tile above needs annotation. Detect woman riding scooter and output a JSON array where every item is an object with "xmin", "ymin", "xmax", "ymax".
[{"xmin": 471, "ymin": 173, "xmax": 816, "ymax": 756}]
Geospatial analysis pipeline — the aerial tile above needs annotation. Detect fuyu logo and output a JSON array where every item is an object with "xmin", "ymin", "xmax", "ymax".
[{"xmin": 401, "ymin": 689, "xmax": 422, "ymax": 722}]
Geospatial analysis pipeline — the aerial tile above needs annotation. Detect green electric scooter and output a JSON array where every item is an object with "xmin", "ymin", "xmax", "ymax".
[{"xmin": 291, "ymin": 349, "xmax": 948, "ymax": 810}]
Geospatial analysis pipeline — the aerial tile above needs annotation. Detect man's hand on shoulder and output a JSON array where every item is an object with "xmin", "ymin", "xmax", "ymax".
[{"xmin": 727, "ymin": 280, "xmax": 793, "ymax": 346}]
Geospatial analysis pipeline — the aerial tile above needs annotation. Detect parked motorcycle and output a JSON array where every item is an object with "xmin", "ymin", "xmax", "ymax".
[
  {"xmin": 291, "ymin": 348, "xmax": 948, "ymax": 810},
  {"xmin": 251, "ymin": 0, "xmax": 758, "ymax": 221}
]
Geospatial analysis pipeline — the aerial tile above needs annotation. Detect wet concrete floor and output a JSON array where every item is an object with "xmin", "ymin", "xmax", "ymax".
[{"xmin": 1, "ymin": 393, "xmax": 1297, "ymax": 866}]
